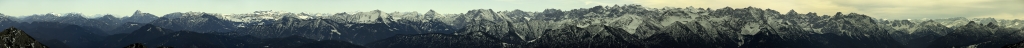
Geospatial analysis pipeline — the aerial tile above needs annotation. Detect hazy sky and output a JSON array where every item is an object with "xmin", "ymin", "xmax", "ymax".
[
  {"xmin": 2, "ymin": 0, "xmax": 1022, "ymax": 19},
  {"xmin": 0, "ymin": 0, "xmax": 633, "ymax": 17}
]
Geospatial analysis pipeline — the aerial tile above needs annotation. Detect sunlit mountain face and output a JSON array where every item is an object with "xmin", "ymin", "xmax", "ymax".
[{"xmin": 1, "ymin": 4, "xmax": 1024, "ymax": 48}]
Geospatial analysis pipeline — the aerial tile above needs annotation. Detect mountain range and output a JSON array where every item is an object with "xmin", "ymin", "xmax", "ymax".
[{"xmin": 0, "ymin": 4, "xmax": 1023, "ymax": 48}]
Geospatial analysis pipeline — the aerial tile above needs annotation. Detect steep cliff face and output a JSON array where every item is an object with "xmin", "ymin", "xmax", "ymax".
[{"xmin": 0, "ymin": 27, "xmax": 48, "ymax": 48}]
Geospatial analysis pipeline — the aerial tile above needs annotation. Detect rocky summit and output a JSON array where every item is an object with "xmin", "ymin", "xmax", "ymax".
[{"xmin": 1, "ymin": 27, "xmax": 48, "ymax": 48}]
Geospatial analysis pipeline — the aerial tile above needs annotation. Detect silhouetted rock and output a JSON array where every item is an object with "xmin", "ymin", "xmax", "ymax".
[
  {"xmin": 0, "ymin": 27, "xmax": 48, "ymax": 48},
  {"xmin": 124, "ymin": 43, "xmax": 145, "ymax": 48}
]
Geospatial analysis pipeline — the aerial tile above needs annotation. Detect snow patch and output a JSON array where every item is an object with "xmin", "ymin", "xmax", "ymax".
[
  {"xmin": 295, "ymin": 16, "xmax": 311, "ymax": 19},
  {"xmin": 740, "ymin": 23, "xmax": 761, "ymax": 35},
  {"xmin": 523, "ymin": 17, "xmax": 531, "ymax": 21},
  {"xmin": 331, "ymin": 29, "xmax": 340, "ymax": 35}
]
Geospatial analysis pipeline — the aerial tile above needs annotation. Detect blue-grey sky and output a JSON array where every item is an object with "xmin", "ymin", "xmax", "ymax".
[{"xmin": 2, "ymin": 0, "xmax": 1022, "ymax": 19}]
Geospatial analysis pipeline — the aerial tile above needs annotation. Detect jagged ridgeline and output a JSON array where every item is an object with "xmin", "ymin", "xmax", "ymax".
[{"xmin": 0, "ymin": 4, "xmax": 1024, "ymax": 48}]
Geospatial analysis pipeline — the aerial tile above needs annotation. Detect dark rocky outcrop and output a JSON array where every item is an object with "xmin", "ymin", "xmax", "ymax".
[
  {"xmin": 0, "ymin": 27, "xmax": 48, "ymax": 48},
  {"xmin": 124, "ymin": 43, "xmax": 145, "ymax": 48}
]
